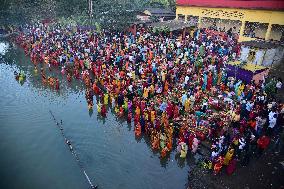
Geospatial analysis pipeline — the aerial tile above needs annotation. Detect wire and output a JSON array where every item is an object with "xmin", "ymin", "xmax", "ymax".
[{"xmin": 49, "ymin": 110, "xmax": 98, "ymax": 189}]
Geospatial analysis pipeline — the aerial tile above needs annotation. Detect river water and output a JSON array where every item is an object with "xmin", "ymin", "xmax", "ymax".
[{"xmin": 0, "ymin": 40, "xmax": 191, "ymax": 189}]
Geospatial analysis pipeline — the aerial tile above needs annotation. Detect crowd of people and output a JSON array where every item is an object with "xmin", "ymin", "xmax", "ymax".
[{"xmin": 15, "ymin": 22, "xmax": 283, "ymax": 175}]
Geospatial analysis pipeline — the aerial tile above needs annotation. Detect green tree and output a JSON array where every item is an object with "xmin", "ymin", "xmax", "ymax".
[
  {"xmin": 146, "ymin": 0, "xmax": 176, "ymax": 10},
  {"xmin": 1, "ymin": 0, "xmax": 176, "ymax": 30}
]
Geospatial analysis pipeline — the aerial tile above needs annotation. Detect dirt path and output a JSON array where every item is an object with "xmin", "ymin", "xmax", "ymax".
[{"xmin": 188, "ymin": 142, "xmax": 284, "ymax": 189}]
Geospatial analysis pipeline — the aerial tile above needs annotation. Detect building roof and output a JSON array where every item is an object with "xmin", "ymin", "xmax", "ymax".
[
  {"xmin": 149, "ymin": 20, "xmax": 195, "ymax": 31},
  {"xmin": 144, "ymin": 8, "xmax": 175, "ymax": 16},
  {"xmin": 132, "ymin": 20, "xmax": 153, "ymax": 25},
  {"xmin": 241, "ymin": 40, "xmax": 283, "ymax": 49},
  {"xmin": 137, "ymin": 12, "xmax": 151, "ymax": 17},
  {"xmin": 176, "ymin": 0, "xmax": 284, "ymax": 10}
]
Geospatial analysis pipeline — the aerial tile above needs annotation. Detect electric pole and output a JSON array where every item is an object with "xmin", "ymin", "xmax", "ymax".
[{"xmin": 88, "ymin": 0, "xmax": 93, "ymax": 25}]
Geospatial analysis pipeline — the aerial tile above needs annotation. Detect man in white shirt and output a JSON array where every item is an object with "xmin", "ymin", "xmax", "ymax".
[
  {"xmin": 129, "ymin": 54, "xmax": 134, "ymax": 62},
  {"xmin": 276, "ymin": 78, "xmax": 282, "ymax": 92},
  {"xmin": 269, "ymin": 110, "xmax": 276, "ymax": 121},
  {"xmin": 267, "ymin": 114, "xmax": 277, "ymax": 136},
  {"xmin": 184, "ymin": 75, "xmax": 189, "ymax": 85},
  {"xmin": 128, "ymin": 84, "xmax": 133, "ymax": 92},
  {"xmin": 239, "ymin": 138, "xmax": 246, "ymax": 150},
  {"xmin": 269, "ymin": 114, "xmax": 277, "ymax": 129}
]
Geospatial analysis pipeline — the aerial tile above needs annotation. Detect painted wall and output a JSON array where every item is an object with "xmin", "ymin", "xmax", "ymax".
[
  {"xmin": 176, "ymin": 6, "xmax": 284, "ymax": 41},
  {"xmin": 240, "ymin": 46, "xmax": 284, "ymax": 66},
  {"xmin": 262, "ymin": 49, "xmax": 276, "ymax": 66},
  {"xmin": 273, "ymin": 47, "xmax": 284, "ymax": 66},
  {"xmin": 177, "ymin": 6, "xmax": 284, "ymax": 24},
  {"xmin": 240, "ymin": 47, "xmax": 265, "ymax": 65},
  {"xmin": 176, "ymin": 0, "xmax": 284, "ymax": 10},
  {"xmin": 260, "ymin": 47, "xmax": 284, "ymax": 66},
  {"xmin": 253, "ymin": 50, "xmax": 265, "ymax": 65},
  {"xmin": 240, "ymin": 46, "xmax": 250, "ymax": 62}
]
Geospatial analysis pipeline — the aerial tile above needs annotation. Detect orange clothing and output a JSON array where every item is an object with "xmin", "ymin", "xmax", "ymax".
[
  {"xmin": 167, "ymin": 139, "xmax": 173, "ymax": 150},
  {"xmin": 161, "ymin": 147, "xmax": 167, "ymax": 158},
  {"xmin": 149, "ymin": 51, "xmax": 153, "ymax": 60},
  {"xmin": 135, "ymin": 107, "xmax": 141, "ymax": 117},
  {"xmin": 164, "ymin": 82, "xmax": 169, "ymax": 92},
  {"xmin": 135, "ymin": 123, "xmax": 142, "ymax": 137}
]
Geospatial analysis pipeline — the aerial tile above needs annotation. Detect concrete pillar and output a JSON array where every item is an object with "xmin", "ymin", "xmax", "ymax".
[
  {"xmin": 239, "ymin": 21, "xmax": 246, "ymax": 37},
  {"xmin": 198, "ymin": 16, "xmax": 202, "ymax": 28},
  {"xmin": 265, "ymin": 23, "xmax": 272, "ymax": 41},
  {"xmin": 183, "ymin": 28, "xmax": 186, "ymax": 39}
]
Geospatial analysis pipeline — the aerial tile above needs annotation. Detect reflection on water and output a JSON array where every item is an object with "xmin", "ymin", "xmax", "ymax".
[
  {"xmin": 0, "ymin": 40, "xmax": 191, "ymax": 189},
  {"xmin": 0, "ymin": 42, "xmax": 9, "ymax": 55}
]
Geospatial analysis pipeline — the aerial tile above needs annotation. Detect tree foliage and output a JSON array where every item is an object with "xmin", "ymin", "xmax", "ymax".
[
  {"xmin": 0, "ymin": 0, "xmax": 176, "ymax": 30},
  {"xmin": 148, "ymin": 0, "xmax": 176, "ymax": 10},
  {"xmin": 152, "ymin": 26, "xmax": 170, "ymax": 34}
]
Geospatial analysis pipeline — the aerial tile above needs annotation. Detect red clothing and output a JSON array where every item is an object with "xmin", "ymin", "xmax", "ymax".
[
  {"xmin": 67, "ymin": 74, "xmax": 71, "ymax": 82},
  {"xmin": 207, "ymin": 73, "xmax": 213, "ymax": 91},
  {"xmin": 248, "ymin": 120, "xmax": 256, "ymax": 130},
  {"xmin": 141, "ymin": 101, "xmax": 146, "ymax": 113},
  {"xmin": 101, "ymin": 105, "xmax": 107, "ymax": 117},
  {"xmin": 257, "ymin": 135, "xmax": 270, "ymax": 149},
  {"xmin": 226, "ymin": 159, "xmax": 237, "ymax": 175},
  {"xmin": 173, "ymin": 106, "xmax": 179, "ymax": 118},
  {"xmin": 188, "ymin": 134, "xmax": 195, "ymax": 150},
  {"xmin": 55, "ymin": 80, "xmax": 59, "ymax": 90},
  {"xmin": 166, "ymin": 102, "xmax": 174, "ymax": 118}
]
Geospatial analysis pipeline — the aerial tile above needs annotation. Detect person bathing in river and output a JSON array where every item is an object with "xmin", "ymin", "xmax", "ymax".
[
  {"xmin": 55, "ymin": 78, "xmax": 60, "ymax": 90},
  {"xmin": 101, "ymin": 104, "xmax": 107, "ymax": 117}
]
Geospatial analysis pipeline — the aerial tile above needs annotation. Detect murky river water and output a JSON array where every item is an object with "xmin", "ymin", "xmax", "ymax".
[{"xmin": 0, "ymin": 40, "xmax": 190, "ymax": 189}]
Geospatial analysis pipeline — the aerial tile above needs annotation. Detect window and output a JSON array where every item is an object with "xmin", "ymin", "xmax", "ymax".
[
  {"xmin": 186, "ymin": 15, "xmax": 198, "ymax": 26},
  {"xmin": 244, "ymin": 22, "xmax": 269, "ymax": 39},
  {"xmin": 270, "ymin": 24, "xmax": 284, "ymax": 41},
  {"xmin": 177, "ymin": 14, "xmax": 185, "ymax": 21}
]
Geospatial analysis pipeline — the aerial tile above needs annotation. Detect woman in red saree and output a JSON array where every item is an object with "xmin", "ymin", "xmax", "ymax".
[
  {"xmin": 213, "ymin": 156, "xmax": 224, "ymax": 175},
  {"xmin": 101, "ymin": 104, "xmax": 107, "ymax": 117},
  {"xmin": 135, "ymin": 122, "xmax": 142, "ymax": 137},
  {"xmin": 207, "ymin": 71, "xmax": 213, "ymax": 91}
]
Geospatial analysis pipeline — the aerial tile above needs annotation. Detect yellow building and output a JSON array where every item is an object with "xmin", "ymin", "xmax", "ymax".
[{"xmin": 176, "ymin": 0, "xmax": 284, "ymax": 42}]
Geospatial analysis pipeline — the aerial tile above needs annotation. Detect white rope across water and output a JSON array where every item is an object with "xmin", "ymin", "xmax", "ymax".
[
  {"xmin": 49, "ymin": 110, "xmax": 97, "ymax": 189},
  {"xmin": 84, "ymin": 170, "xmax": 95, "ymax": 189}
]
